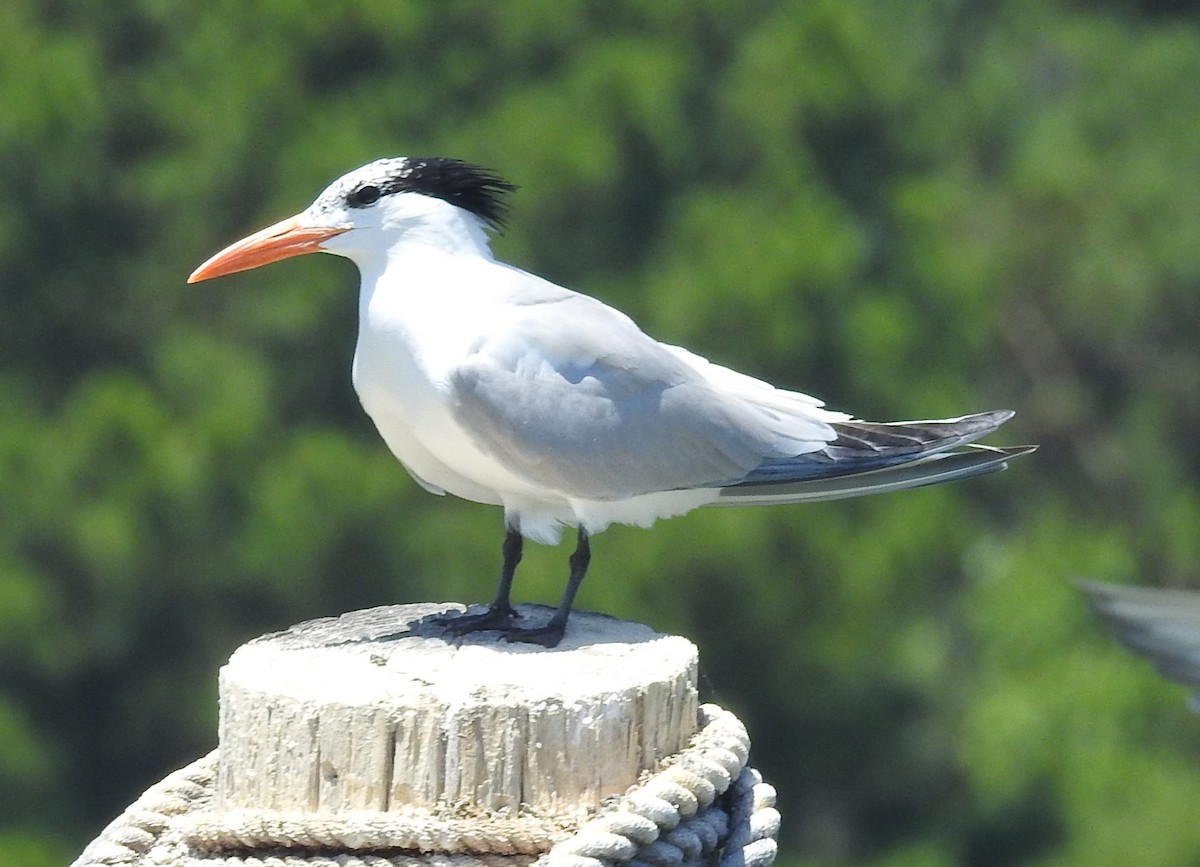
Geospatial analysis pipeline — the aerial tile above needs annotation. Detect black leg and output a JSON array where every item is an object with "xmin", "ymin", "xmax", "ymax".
[
  {"xmin": 504, "ymin": 528, "xmax": 590, "ymax": 648},
  {"xmin": 490, "ymin": 527, "xmax": 523, "ymax": 611},
  {"xmin": 435, "ymin": 527, "xmax": 523, "ymax": 635}
]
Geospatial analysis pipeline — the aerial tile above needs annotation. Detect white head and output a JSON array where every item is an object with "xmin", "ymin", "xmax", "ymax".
[{"xmin": 188, "ymin": 157, "xmax": 516, "ymax": 282}]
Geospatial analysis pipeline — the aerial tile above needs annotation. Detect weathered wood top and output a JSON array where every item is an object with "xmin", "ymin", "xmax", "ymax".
[{"xmin": 218, "ymin": 603, "xmax": 700, "ymax": 816}]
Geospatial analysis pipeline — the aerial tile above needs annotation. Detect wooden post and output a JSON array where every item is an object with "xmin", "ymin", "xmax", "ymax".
[{"xmin": 217, "ymin": 602, "xmax": 700, "ymax": 818}]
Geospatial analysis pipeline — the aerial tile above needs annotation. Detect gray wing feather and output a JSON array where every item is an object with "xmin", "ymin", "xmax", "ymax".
[
  {"xmin": 449, "ymin": 295, "xmax": 834, "ymax": 499},
  {"xmin": 1080, "ymin": 580, "xmax": 1200, "ymax": 702},
  {"xmin": 449, "ymin": 286, "xmax": 1031, "ymax": 503}
]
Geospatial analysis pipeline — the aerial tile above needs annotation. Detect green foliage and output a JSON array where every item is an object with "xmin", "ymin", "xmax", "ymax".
[{"xmin": 2, "ymin": 1, "xmax": 1199, "ymax": 864}]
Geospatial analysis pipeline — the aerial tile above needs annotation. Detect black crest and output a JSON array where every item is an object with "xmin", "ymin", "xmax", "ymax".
[{"xmin": 377, "ymin": 157, "xmax": 516, "ymax": 230}]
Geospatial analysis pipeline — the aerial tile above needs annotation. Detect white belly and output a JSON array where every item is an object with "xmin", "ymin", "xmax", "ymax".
[{"xmin": 353, "ymin": 332, "xmax": 721, "ymax": 543}]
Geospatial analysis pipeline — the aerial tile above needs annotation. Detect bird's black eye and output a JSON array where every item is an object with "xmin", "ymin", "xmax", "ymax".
[{"xmin": 348, "ymin": 184, "xmax": 381, "ymax": 207}]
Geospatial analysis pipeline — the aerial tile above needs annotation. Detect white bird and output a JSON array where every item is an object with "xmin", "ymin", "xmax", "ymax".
[{"xmin": 190, "ymin": 156, "xmax": 1034, "ymax": 646}]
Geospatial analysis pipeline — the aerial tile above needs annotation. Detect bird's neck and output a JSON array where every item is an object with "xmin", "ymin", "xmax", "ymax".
[
  {"xmin": 353, "ymin": 220, "xmax": 497, "ymax": 323},
  {"xmin": 398, "ymin": 214, "xmax": 494, "ymax": 257},
  {"xmin": 386, "ymin": 195, "xmax": 496, "ymax": 257}
]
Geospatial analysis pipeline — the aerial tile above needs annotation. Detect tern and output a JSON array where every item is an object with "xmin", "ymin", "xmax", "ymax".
[{"xmin": 190, "ymin": 156, "xmax": 1034, "ymax": 646}]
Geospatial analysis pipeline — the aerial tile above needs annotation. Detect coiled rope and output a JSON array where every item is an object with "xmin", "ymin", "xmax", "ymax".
[{"xmin": 72, "ymin": 704, "xmax": 779, "ymax": 867}]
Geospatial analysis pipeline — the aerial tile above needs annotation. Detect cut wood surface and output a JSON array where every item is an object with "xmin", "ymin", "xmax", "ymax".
[{"xmin": 217, "ymin": 603, "xmax": 699, "ymax": 817}]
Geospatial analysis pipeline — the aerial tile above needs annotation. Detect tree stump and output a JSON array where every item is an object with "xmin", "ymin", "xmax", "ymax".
[{"xmin": 217, "ymin": 602, "xmax": 700, "ymax": 818}]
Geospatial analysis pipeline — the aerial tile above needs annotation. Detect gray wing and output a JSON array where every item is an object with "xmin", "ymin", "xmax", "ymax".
[
  {"xmin": 1080, "ymin": 579, "xmax": 1200, "ymax": 708},
  {"xmin": 449, "ymin": 293, "xmax": 837, "ymax": 499}
]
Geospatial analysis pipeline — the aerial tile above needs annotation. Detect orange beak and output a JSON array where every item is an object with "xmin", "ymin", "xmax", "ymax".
[{"xmin": 187, "ymin": 215, "xmax": 348, "ymax": 283}]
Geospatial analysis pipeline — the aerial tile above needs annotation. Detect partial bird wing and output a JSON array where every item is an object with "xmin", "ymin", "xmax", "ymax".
[
  {"xmin": 1080, "ymin": 579, "xmax": 1200, "ymax": 707},
  {"xmin": 726, "ymin": 411, "xmax": 1017, "ymax": 484},
  {"xmin": 449, "ymin": 291, "xmax": 841, "ymax": 500}
]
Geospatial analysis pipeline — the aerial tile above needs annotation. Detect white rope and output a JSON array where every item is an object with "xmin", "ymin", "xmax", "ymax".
[
  {"xmin": 182, "ymin": 812, "xmax": 569, "ymax": 854},
  {"xmin": 72, "ymin": 752, "xmax": 218, "ymax": 866},
  {"xmin": 71, "ymin": 704, "xmax": 778, "ymax": 867},
  {"xmin": 540, "ymin": 705, "xmax": 751, "ymax": 867}
]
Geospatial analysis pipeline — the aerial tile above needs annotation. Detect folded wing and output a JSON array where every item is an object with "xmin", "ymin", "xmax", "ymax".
[
  {"xmin": 449, "ymin": 293, "xmax": 842, "ymax": 499},
  {"xmin": 450, "ymin": 286, "xmax": 1029, "ymax": 503}
]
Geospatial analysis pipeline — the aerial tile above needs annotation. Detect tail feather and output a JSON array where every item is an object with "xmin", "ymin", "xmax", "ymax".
[{"xmin": 714, "ymin": 444, "xmax": 1034, "ymax": 506}]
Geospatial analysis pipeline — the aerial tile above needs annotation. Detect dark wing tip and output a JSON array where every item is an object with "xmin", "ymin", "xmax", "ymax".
[{"xmin": 824, "ymin": 409, "xmax": 1028, "ymax": 463}]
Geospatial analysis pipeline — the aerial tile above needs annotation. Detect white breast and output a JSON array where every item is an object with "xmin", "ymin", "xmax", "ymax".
[{"xmin": 351, "ymin": 249, "xmax": 562, "ymax": 510}]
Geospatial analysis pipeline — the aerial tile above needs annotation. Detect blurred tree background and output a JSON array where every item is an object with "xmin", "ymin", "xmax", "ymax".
[{"xmin": 2, "ymin": 0, "xmax": 1199, "ymax": 864}]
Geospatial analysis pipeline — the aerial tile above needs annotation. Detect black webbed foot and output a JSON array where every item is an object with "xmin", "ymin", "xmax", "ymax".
[
  {"xmin": 501, "ymin": 619, "xmax": 566, "ymax": 648},
  {"xmin": 434, "ymin": 604, "xmax": 520, "ymax": 636}
]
